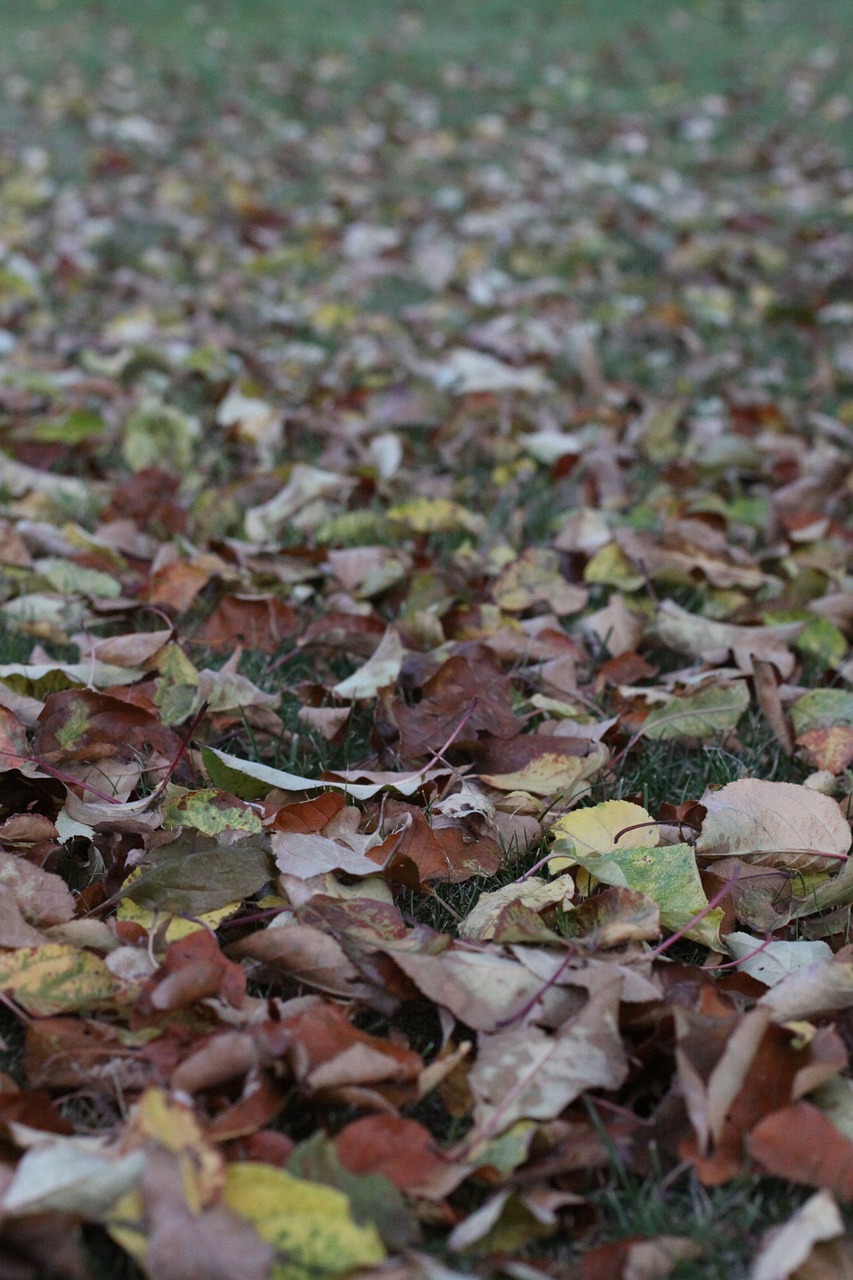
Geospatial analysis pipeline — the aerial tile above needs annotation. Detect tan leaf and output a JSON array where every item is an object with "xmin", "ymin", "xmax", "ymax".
[
  {"xmin": 466, "ymin": 970, "xmax": 627, "ymax": 1140},
  {"xmin": 696, "ymin": 779, "xmax": 851, "ymax": 870}
]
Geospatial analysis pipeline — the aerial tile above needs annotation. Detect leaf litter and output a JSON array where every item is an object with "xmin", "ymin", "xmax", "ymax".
[{"xmin": 0, "ymin": 4, "xmax": 852, "ymax": 1277}]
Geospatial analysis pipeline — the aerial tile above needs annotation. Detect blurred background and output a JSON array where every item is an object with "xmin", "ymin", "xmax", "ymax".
[{"xmin": 3, "ymin": 0, "xmax": 853, "ymax": 112}]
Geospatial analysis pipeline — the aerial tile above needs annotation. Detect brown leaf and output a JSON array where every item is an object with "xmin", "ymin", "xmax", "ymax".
[
  {"xmin": 194, "ymin": 594, "xmax": 298, "ymax": 652},
  {"xmin": 170, "ymin": 1031, "xmax": 260, "ymax": 1095},
  {"xmin": 0, "ymin": 708, "xmax": 30, "ymax": 773},
  {"xmin": 0, "ymin": 886, "xmax": 49, "ymax": 948},
  {"xmin": 267, "ymin": 791, "xmax": 346, "ymax": 833},
  {"xmin": 749, "ymin": 1103, "xmax": 853, "ymax": 1199},
  {"xmin": 88, "ymin": 628, "xmax": 173, "ymax": 668},
  {"xmin": 146, "ymin": 560, "xmax": 212, "ymax": 612},
  {"xmin": 580, "ymin": 1235, "xmax": 701, "ymax": 1280},
  {"xmin": 376, "ymin": 647, "xmax": 519, "ymax": 762},
  {"xmin": 25, "ymin": 1018, "xmax": 157, "ymax": 1093},
  {"xmin": 753, "ymin": 656, "xmax": 794, "ymax": 754},
  {"xmin": 696, "ymin": 779, "xmax": 851, "ymax": 870},
  {"xmin": 335, "ymin": 1115, "xmax": 450, "ymax": 1194},
  {"xmin": 232, "ymin": 921, "xmax": 378, "ymax": 1002},
  {"xmin": 0, "ymin": 852, "xmax": 75, "ymax": 928},
  {"xmin": 263, "ymin": 1001, "xmax": 422, "ymax": 1106},
  {"xmin": 371, "ymin": 800, "xmax": 502, "ymax": 886},
  {"xmin": 797, "ymin": 726, "xmax": 853, "ymax": 774},
  {"xmin": 33, "ymin": 689, "xmax": 179, "ymax": 765},
  {"xmin": 655, "ymin": 600, "xmax": 804, "ymax": 676},
  {"xmin": 140, "ymin": 929, "xmax": 246, "ymax": 1014},
  {"xmin": 467, "ymin": 969, "xmax": 628, "ymax": 1139}
]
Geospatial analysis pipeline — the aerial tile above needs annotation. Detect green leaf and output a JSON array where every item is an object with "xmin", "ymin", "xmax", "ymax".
[
  {"xmin": 791, "ymin": 689, "xmax": 853, "ymax": 736},
  {"xmin": 121, "ymin": 399, "xmax": 201, "ymax": 472},
  {"xmin": 201, "ymin": 744, "xmax": 274, "ymax": 802},
  {"xmin": 572, "ymin": 843, "xmax": 723, "ymax": 950},
  {"xmin": 640, "ymin": 682, "xmax": 749, "ymax": 740},
  {"xmin": 33, "ymin": 408, "xmax": 105, "ymax": 444},
  {"xmin": 794, "ymin": 616, "xmax": 847, "ymax": 669},
  {"xmin": 161, "ymin": 787, "xmax": 264, "ymax": 837},
  {"xmin": 122, "ymin": 832, "xmax": 274, "ymax": 916}
]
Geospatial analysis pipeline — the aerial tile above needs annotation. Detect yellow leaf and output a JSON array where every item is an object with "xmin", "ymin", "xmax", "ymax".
[
  {"xmin": 107, "ymin": 1090, "xmax": 226, "ymax": 1259},
  {"xmin": 130, "ymin": 1088, "xmax": 208, "ymax": 1152},
  {"xmin": 549, "ymin": 800, "xmax": 657, "ymax": 873},
  {"xmin": 481, "ymin": 744, "xmax": 607, "ymax": 800},
  {"xmin": 459, "ymin": 876, "xmax": 574, "ymax": 942},
  {"xmin": 583, "ymin": 542, "xmax": 644, "ymax": 590},
  {"xmin": 0, "ymin": 944, "xmax": 116, "ymax": 1016},
  {"xmin": 387, "ymin": 497, "xmax": 486, "ymax": 535},
  {"xmin": 493, "ymin": 548, "xmax": 587, "ymax": 615},
  {"xmin": 126, "ymin": 1089, "xmax": 224, "ymax": 1213},
  {"xmin": 223, "ymin": 1163, "xmax": 385, "ymax": 1280}
]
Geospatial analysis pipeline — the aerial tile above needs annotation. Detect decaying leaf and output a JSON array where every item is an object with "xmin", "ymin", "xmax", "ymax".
[
  {"xmin": 0, "ymin": 945, "xmax": 116, "ymax": 1016},
  {"xmin": 640, "ymin": 681, "xmax": 749, "ymax": 741},
  {"xmin": 696, "ymin": 779, "xmax": 851, "ymax": 871},
  {"xmin": 571, "ymin": 843, "xmax": 723, "ymax": 949},
  {"xmin": 459, "ymin": 877, "xmax": 574, "ymax": 943},
  {"xmin": 466, "ymin": 970, "xmax": 628, "ymax": 1140}
]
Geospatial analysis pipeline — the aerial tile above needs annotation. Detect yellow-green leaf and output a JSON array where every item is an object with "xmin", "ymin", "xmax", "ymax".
[
  {"xmin": 122, "ymin": 399, "xmax": 201, "ymax": 472},
  {"xmin": 223, "ymin": 1163, "xmax": 385, "ymax": 1280},
  {"xmin": 482, "ymin": 744, "xmax": 607, "ymax": 800},
  {"xmin": 0, "ymin": 944, "xmax": 116, "ymax": 1015},
  {"xmin": 161, "ymin": 786, "xmax": 263, "ymax": 836},
  {"xmin": 571, "ymin": 843, "xmax": 723, "ymax": 950},
  {"xmin": 493, "ymin": 548, "xmax": 587, "ymax": 615},
  {"xmin": 791, "ymin": 689, "xmax": 853, "ymax": 735},
  {"xmin": 549, "ymin": 799, "xmax": 657, "ymax": 873},
  {"xmin": 37, "ymin": 558, "xmax": 122, "ymax": 599},
  {"xmin": 640, "ymin": 682, "xmax": 749, "ymax": 741},
  {"xmin": 582, "ymin": 542, "xmax": 644, "ymax": 590},
  {"xmin": 387, "ymin": 497, "xmax": 486, "ymax": 535},
  {"xmin": 794, "ymin": 616, "xmax": 847, "ymax": 670}
]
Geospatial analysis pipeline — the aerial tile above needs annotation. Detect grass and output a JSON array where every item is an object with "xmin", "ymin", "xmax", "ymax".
[
  {"xmin": 3, "ymin": 0, "xmax": 853, "ymax": 120},
  {"xmin": 595, "ymin": 708, "xmax": 811, "ymax": 812},
  {"xmin": 583, "ymin": 1168, "xmax": 817, "ymax": 1279}
]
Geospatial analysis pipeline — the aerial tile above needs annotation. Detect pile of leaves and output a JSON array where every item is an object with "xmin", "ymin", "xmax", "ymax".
[{"xmin": 0, "ymin": 8, "xmax": 853, "ymax": 1279}]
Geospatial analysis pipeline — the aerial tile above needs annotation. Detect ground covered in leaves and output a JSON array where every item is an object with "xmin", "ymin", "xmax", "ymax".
[{"xmin": 1, "ymin": 3, "xmax": 853, "ymax": 1278}]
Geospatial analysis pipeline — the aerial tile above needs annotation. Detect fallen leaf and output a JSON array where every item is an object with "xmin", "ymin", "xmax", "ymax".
[
  {"xmin": 640, "ymin": 681, "xmax": 749, "ymax": 741},
  {"xmin": 571, "ymin": 843, "xmax": 723, "ymax": 949},
  {"xmin": 0, "ymin": 945, "xmax": 116, "ymax": 1016},
  {"xmin": 549, "ymin": 799, "xmax": 658, "ymax": 874},
  {"xmin": 466, "ymin": 969, "xmax": 628, "ymax": 1140},
  {"xmin": 332, "ymin": 628, "xmax": 406, "ymax": 700},
  {"xmin": 1, "ymin": 1139, "xmax": 145, "ymax": 1217},
  {"xmin": 750, "ymin": 1190, "xmax": 844, "ymax": 1280},
  {"xmin": 696, "ymin": 779, "xmax": 851, "ymax": 870},
  {"xmin": 749, "ymin": 1103, "xmax": 853, "ymax": 1199},
  {"xmin": 223, "ymin": 1161, "xmax": 386, "ymax": 1278}
]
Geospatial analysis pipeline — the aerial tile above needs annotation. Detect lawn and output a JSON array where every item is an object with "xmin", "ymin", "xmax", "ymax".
[{"xmin": 0, "ymin": 2, "xmax": 852, "ymax": 1278}]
